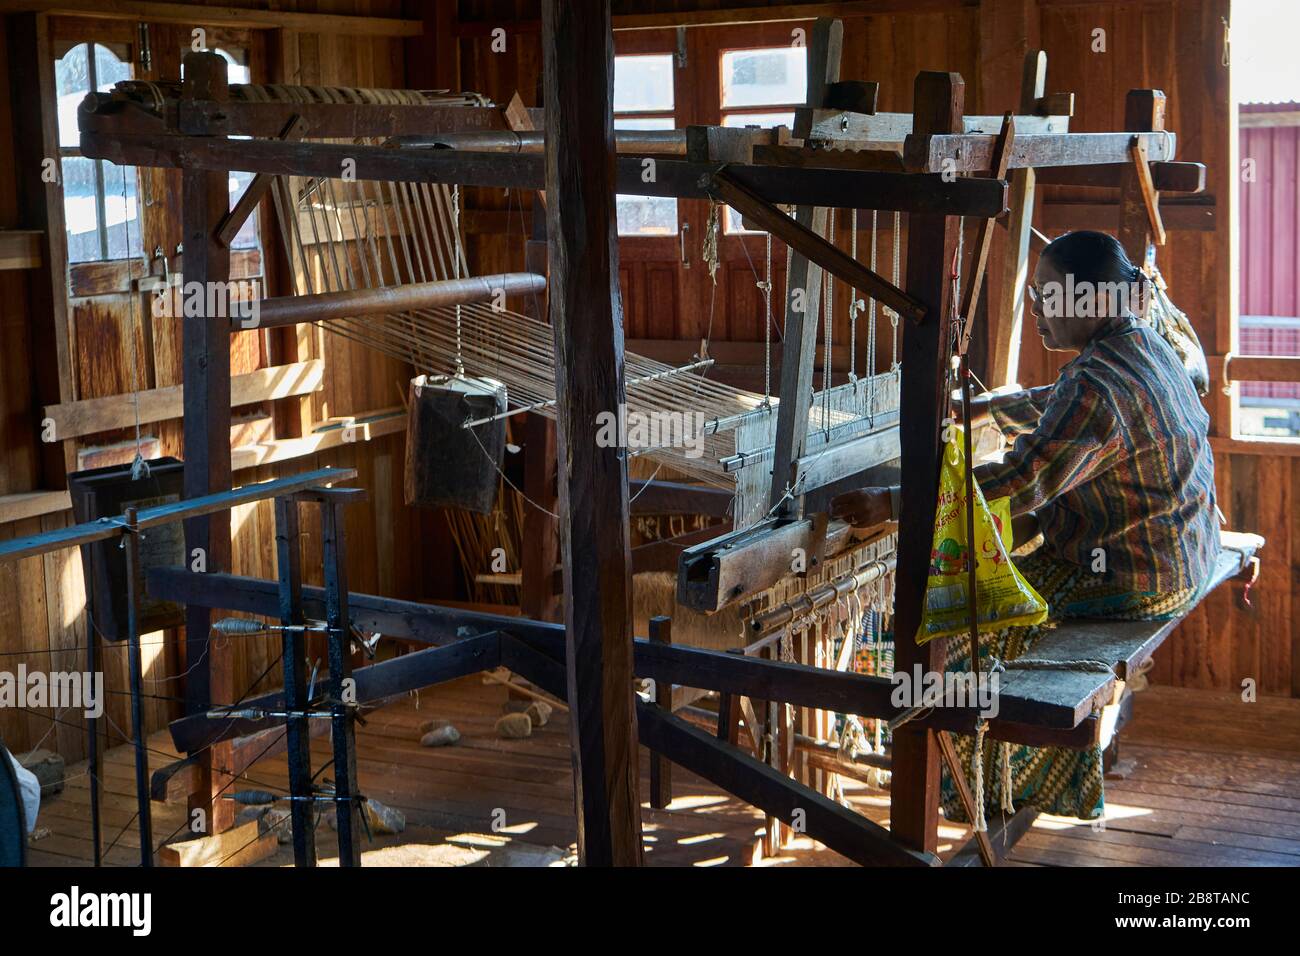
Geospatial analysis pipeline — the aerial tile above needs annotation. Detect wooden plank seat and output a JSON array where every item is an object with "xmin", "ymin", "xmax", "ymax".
[{"xmin": 981, "ymin": 530, "xmax": 1263, "ymax": 748}]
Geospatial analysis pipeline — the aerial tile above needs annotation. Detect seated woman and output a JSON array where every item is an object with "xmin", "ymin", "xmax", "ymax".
[{"xmin": 830, "ymin": 230, "xmax": 1220, "ymax": 821}]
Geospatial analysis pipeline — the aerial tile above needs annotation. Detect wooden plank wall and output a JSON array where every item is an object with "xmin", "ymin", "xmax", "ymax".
[{"xmin": 0, "ymin": 0, "xmax": 448, "ymax": 762}]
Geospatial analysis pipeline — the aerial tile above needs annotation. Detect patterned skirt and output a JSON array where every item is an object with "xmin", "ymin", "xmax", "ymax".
[{"xmin": 938, "ymin": 548, "xmax": 1197, "ymax": 822}]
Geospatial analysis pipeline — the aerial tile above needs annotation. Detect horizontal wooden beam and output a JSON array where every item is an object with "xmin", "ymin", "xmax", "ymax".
[
  {"xmin": 677, "ymin": 515, "xmax": 831, "ymax": 612},
  {"xmin": 454, "ymin": 2, "xmax": 971, "ymax": 34},
  {"xmin": 230, "ymin": 408, "xmax": 404, "ymax": 471},
  {"xmin": 44, "ymin": 360, "xmax": 323, "ymax": 441},
  {"xmin": 0, "ymin": 490, "xmax": 71, "ymax": 526},
  {"xmin": 0, "ymin": 229, "xmax": 41, "ymax": 270},
  {"xmin": 1034, "ymin": 160, "xmax": 1204, "ymax": 192},
  {"xmin": 753, "ymin": 143, "xmax": 906, "ymax": 173},
  {"xmin": 79, "ymin": 133, "xmax": 1009, "ymax": 217},
  {"xmin": 806, "ymin": 109, "xmax": 1067, "ymax": 144},
  {"xmin": 176, "ymin": 102, "xmax": 513, "ymax": 139},
  {"xmin": 173, "ymin": 634, "xmax": 502, "ymax": 751},
  {"xmin": 792, "ymin": 425, "xmax": 900, "ymax": 493},
  {"xmin": 146, "ymin": 568, "xmax": 1104, "ymax": 747},
  {"xmin": 905, "ymin": 131, "xmax": 1176, "ymax": 174},
  {"xmin": 0, "ymin": 467, "xmax": 355, "ymax": 564},
  {"xmin": 1222, "ymin": 354, "xmax": 1300, "ymax": 384},
  {"xmin": 1041, "ymin": 198, "xmax": 1214, "ymax": 233},
  {"xmin": 0, "ymin": 1, "xmax": 422, "ymax": 35}
]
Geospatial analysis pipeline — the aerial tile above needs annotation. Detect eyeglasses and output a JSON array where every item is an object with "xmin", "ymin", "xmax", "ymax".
[{"xmin": 1026, "ymin": 284, "xmax": 1043, "ymax": 306}]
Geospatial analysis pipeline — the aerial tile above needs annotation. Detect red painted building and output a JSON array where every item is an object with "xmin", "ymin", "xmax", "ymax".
[{"xmin": 1238, "ymin": 102, "xmax": 1300, "ymax": 422}]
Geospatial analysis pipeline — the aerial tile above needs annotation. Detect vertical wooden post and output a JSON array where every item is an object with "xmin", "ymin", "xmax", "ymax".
[
  {"xmin": 542, "ymin": 0, "xmax": 643, "ymax": 867},
  {"xmin": 1118, "ymin": 90, "xmax": 1167, "ymax": 266},
  {"xmin": 521, "ymin": 202, "xmax": 561, "ymax": 624},
  {"xmin": 180, "ymin": 50, "xmax": 235, "ymax": 835},
  {"xmin": 122, "ymin": 506, "xmax": 153, "ymax": 867},
  {"xmin": 991, "ymin": 50, "xmax": 1046, "ymax": 387},
  {"xmin": 767, "ymin": 17, "xmax": 843, "ymax": 516},
  {"xmin": 890, "ymin": 71, "xmax": 966, "ymax": 856},
  {"xmin": 648, "ymin": 616, "xmax": 673, "ymax": 809},
  {"xmin": 318, "ymin": 492, "xmax": 363, "ymax": 868},
  {"xmin": 274, "ymin": 496, "xmax": 316, "ymax": 868}
]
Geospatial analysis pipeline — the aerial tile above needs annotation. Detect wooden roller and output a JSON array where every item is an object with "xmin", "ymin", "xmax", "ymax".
[{"xmin": 243, "ymin": 272, "xmax": 546, "ymax": 331}]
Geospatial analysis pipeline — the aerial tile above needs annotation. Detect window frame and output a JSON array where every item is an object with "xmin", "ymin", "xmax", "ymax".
[{"xmin": 54, "ymin": 39, "xmax": 142, "ymax": 265}]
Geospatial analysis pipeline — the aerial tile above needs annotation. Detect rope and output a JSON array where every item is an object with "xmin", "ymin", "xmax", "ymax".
[
  {"xmin": 971, "ymin": 718, "xmax": 988, "ymax": 832},
  {"xmin": 762, "ymin": 230, "xmax": 773, "ymax": 403},
  {"xmin": 996, "ymin": 657, "xmax": 1116, "ymax": 674},
  {"xmin": 1000, "ymin": 741, "xmax": 1015, "ymax": 814},
  {"xmin": 702, "ymin": 200, "xmax": 721, "ymax": 284},
  {"xmin": 119, "ymin": 164, "xmax": 150, "ymax": 481},
  {"xmin": 889, "ymin": 211, "xmax": 901, "ymax": 372}
]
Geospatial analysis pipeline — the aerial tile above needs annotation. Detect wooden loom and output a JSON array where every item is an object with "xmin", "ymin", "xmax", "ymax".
[{"xmin": 66, "ymin": 6, "xmax": 1261, "ymax": 868}]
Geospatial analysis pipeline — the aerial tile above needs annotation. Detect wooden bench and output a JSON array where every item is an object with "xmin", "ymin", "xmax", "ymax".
[
  {"xmin": 989, "ymin": 530, "xmax": 1263, "ymax": 750},
  {"xmin": 948, "ymin": 530, "xmax": 1262, "ymax": 866}
]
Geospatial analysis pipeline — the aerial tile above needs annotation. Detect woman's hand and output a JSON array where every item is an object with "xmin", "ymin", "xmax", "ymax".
[
  {"xmin": 829, "ymin": 487, "xmax": 894, "ymax": 529},
  {"xmin": 949, "ymin": 391, "xmax": 995, "ymax": 430}
]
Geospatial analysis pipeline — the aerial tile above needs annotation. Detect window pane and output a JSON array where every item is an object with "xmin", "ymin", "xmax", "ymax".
[
  {"xmin": 55, "ymin": 43, "xmax": 90, "ymax": 149},
  {"xmin": 227, "ymin": 172, "xmax": 259, "ymax": 249},
  {"xmin": 62, "ymin": 155, "xmax": 100, "ymax": 263},
  {"xmin": 614, "ymin": 116, "xmax": 675, "ymax": 131},
  {"xmin": 1236, "ymin": 317, "xmax": 1300, "ymax": 438},
  {"xmin": 721, "ymin": 47, "xmax": 806, "ymax": 108},
  {"xmin": 101, "ymin": 160, "xmax": 143, "ymax": 260},
  {"xmin": 93, "ymin": 43, "xmax": 131, "ymax": 91},
  {"xmin": 617, "ymin": 196, "xmax": 677, "ymax": 236},
  {"xmin": 614, "ymin": 54, "xmax": 674, "ymax": 112},
  {"xmin": 722, "ymin": 111, "xmax": 795, "ymax": 130},
  {"xmin": 215, "ymin": 48, "xmax": 252, "ymax": 86}
]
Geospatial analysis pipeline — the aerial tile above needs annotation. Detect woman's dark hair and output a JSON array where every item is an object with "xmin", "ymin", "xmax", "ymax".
[{"xmin": 1040, "ymin": 230, "xmax": 1144, "ymax": 286}]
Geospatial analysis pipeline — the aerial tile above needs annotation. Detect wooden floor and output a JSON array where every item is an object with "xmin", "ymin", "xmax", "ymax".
[{"xmin": 22, "ymin": 680, "xmax": 1300, "ymax": 867}]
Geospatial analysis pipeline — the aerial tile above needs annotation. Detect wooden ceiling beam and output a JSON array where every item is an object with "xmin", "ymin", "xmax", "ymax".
[{"xmin": 0, "ymin": 1, "xmax": 422, "ymax": 36}]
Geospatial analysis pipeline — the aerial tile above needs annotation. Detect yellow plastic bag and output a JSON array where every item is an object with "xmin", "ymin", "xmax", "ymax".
[{"xmin": 916, "ymin": 428, "xmax": 1048, "ymax": 644}]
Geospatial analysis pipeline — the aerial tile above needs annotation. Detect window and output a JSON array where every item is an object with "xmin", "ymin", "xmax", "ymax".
[
  {"xmin": 719, "ymin": 45, "xmax": 805, "ymax": 232},
  {"xmin": 215, "ymin": 49, "xmax": 257, "ymax": 250},
  {"xmin": 1231, "ymin": 1, "xmax": 1300, "ymax": 439},
  {"xmin": 55, "ymin": 43, "xmax": 142, "ymax": 263},
  {"xmin": 613, "ymin": 54, "xmax": 676, "ymax": 236},
  {"xmin": 720, "ymin": 47, "xmax": 805, "ymax": 110}
]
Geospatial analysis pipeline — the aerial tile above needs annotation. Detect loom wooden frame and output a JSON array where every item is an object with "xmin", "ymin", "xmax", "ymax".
[{"xmin": 65, "ymin": 15, "xmax": 1236, "ymax": 868}]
